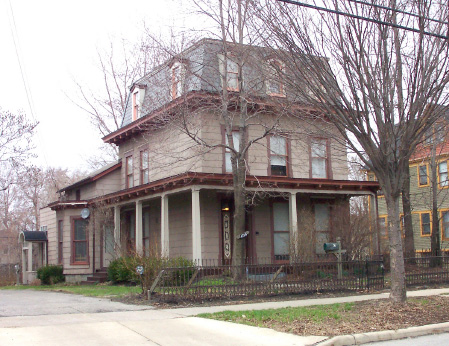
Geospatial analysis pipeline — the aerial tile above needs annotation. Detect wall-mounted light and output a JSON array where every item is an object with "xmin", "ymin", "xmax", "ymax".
[{"xmin": 222, "ymin": 202, "xmax": 230, "ymax": 211}]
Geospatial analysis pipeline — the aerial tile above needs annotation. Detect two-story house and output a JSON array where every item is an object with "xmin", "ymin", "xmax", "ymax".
[
  {"xmin": 368, "ymin": 118, "xmax": 449, "ymax": 255},
  {"xmin": 40, "ymin": 39, "xmax": 378, "ymax": 282}
]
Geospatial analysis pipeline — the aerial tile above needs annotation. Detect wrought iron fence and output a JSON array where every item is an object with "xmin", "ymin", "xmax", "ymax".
[
  {"xmin": 149, "ymin": 258, "xmax": 384, "ymax": 302},
  {"xmin": 404, "ymin": 256, "xmax": 449, "ymax": 287}
]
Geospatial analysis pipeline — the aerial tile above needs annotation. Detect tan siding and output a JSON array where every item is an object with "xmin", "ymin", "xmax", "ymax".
[
  {"xmin": 168, "ymin": 192, "xmax": 193, "ymax": 258},
  {"xmin": 200, "ymin": 190, "xmax": 220, "ymax": 260},
  {"xmin": 254, "ymin": 201, "xmax": 272, "ymax": 259},
  {"xmin": 40, "ymin": 207, "xmax": 57, "ymax": 264}
]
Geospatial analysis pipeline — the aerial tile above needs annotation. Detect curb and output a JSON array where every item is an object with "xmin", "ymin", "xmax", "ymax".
[{"xmin": 315, "ymin": 322, "xmax": 449, "ymax": 346}]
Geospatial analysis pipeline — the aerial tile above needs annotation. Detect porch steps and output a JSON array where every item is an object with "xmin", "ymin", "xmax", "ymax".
[{"xmin": 81, "ymin": 268, "xmax": 108, "ymax": 285}]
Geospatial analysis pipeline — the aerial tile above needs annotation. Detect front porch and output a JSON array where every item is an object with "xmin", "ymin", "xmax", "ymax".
[{"xmin": 97, "ymin": 177, "xmax": 379, "ymax": 267}]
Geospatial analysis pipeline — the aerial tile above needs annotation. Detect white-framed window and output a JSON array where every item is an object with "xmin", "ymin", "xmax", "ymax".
[
  {"xmin": 315, "ymin": 204, "xmax": 330, "ymax": 254},
  {"xmin": 273, "ymin": 202, "xmax": 290, "ymax": 261},
  {"xmin": 266, "ymin": 59, "xmax": 285, "ymax": 96},
  {"xmin": 311, "ymin": 138, "xmax": 329, "ymax": 178},
  {"xmin": 140, "ymin": 149, "xmax": 149, "ymax": 184},
  {"xmin": 439, "ymin": 161, "xmax": 448, "ymax": 188},
  {"xmin": 126, "ymin": 155, "xmax": 134, "ymax": 189},
  {"xmin": 171, "ymin": 62, "xmax": 185, "ymax": 99},
  {"xmin": 269, "ymin": 135, "xmax": 288, "ymax": 176},
  {"xmin": 225, "ymin": 131, "xmax": 241, "ymax": 173}
]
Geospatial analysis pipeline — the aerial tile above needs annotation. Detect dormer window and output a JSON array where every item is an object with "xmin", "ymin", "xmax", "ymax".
[
  {"xmin": 266, "ymin": 59, "xmax": 285, "ymax": 96},
  {"xmin": 131, "ymin": 85, "xmax": 145, "ymax": 121},
  {"xmin": 219, "ymin": 54, "xmax": 239, "ymax": 91},
  {"xmin": 171, "ymin": 62, "xmax": 185, "ymax": 99},
  {"xmin": 132, "ymin": 90, "xmax": 139, "ymax": 121}
]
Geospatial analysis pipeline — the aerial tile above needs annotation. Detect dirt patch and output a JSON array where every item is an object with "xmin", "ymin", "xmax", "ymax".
[{"xmin": 238, "ymin": 295, "xmax": 449, "ymax": 337}]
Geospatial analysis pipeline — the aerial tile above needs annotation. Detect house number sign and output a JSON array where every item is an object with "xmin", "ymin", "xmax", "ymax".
[{"xmin": 223, "ymin": 213, "xmax": 231, "ymax": 259}]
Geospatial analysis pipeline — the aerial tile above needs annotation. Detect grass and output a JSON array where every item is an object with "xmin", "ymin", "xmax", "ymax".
[
  {"xmin": 0, "ymin": 283, "xmax": 140, "ymax": 297},
  {"xmin": 198, "ymin": 302, "xmax": 354, "ymax": 327}
]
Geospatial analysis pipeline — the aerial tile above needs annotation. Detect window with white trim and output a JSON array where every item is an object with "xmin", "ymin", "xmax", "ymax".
[
  {"xmin": 273, "ymin": 202, "xmax": 289, "ymax": 261},
  {"xmin": 269, "ymin": 135, "xmax": 287, "ymax": 176},
  {"xmin": 266, "ymin": 59, "xmax": 285, "ymax": 96},
  {"xmin": 315, "ymin": 204, "xmax": 330, "ymax": 254},
  {"xmin": 171, "ymin": 62, "xmax": 185, "ymax": 99},
  {"xmin": 311, "ymin": 138, "xmax": 328, "ymax": 178},
  {"xmin": 439, "ymin": 161, "xmax": 448, "ymax": 188},
  {"xmin": 225, "ymin": 131, "xmax": 241, "ymax": 173}
]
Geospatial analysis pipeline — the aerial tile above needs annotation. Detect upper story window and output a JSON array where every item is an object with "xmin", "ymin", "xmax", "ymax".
[
  {"xmin": 266, "ymin": 59, "xmax": 285, "ymax": 96},
  {"xmin": 171, "ymin": 62, "xmax": 185, "ymax": 99},
  {"xmin": 140, "ymin": 149, "xmax": 149, "ymax": 184},
  {"xmin": 132, "ymin": 90, "xmax": 139, "ymax": 121},
  {"xmin": 224, "ymin": 131, "xmax": 241, "ymax": 173},
  {"xmin": 269, "ymin": 135, "xmax": 288, "ymax": 176},
  {"xmin": 311, "ymin": 138, "xmax": 329, "ymax": 179},
  {"xmin": 219, "ymin": 54, "xmax": 240, "ymax": 91},
  {"xmin": 439, "ymin": 161, "xmax": 448, "ymax": 188},
  {"xmin": 75, "ymin": 189, "xmax": 81, "ymax": 201},
  {"xmin": 131, "ymin": 85, "xmax": 145, "ymax": 121},
  {"xmin": 420, "ymin": 212, "xmax": 431, "ymax": 236},
  {"xmin": 418, "ymin": 164, "xmax": 429, "ymax": 187},
  {"xmin": 126, "ymin": 155, "xmax": 134, "ymax": 188}
]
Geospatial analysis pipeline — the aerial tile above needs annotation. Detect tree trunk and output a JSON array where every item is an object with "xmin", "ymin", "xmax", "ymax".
[
  {"xmin": 402, "ymin": 168, "xmax": 415, "ymax": 260},
  {"xmin": 232, "ymin": 160, "xmax": 247, "ymax": 280},
  {"xmin": 385, "ymin": 193, "xmax": 407, "ymax": 303}
]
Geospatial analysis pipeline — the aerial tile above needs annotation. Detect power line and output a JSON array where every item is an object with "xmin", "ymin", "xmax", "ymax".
[
  {"xmin": 276, "ymin": 0, "xmax": 448, "ymax": 39},
  {"xmin": 7, "ymin": 1, "xmax": 61, "ymax": 191},
  {"xmin": 348, "ymin": 0, "xmax": 447, "ymax": 25}
]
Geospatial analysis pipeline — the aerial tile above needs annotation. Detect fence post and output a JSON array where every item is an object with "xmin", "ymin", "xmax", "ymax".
[
  {"xmin": 148, "ymin": 269, "xmax": 165, "ymax": 300},
  {"xmin": 365, "ymin": 259, "xmax": 370, "ymax": 290}
]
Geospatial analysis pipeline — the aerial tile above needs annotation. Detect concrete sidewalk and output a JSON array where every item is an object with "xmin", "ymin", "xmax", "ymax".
[{"xmin": 1, "ymin": 288, "xmax": 449, "ymax": 346}]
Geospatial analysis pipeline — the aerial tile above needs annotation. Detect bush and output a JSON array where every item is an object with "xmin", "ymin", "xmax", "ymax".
[
  {"xmin": 107, "ymin": 258, "xmax": 134, "ymax": 283},
  {"xmin": 107, "ymin": 255, "xmax": 196, "ymax": 290},
  {"xmin": 37, "ymin": 265, "xmax": 64, "ymax": 285}
]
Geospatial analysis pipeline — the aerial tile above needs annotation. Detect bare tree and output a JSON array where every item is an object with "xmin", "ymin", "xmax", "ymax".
[{"xmin": 256, "ymin": 0, "xmax": 449, "ymax": 302}]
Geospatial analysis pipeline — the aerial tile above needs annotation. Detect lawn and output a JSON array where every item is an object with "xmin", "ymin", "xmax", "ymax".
[
  {"xmin": 198, "ymin": 296, "xmax": 449, "ymax": 337},
  {"xmin": 0, "ymin": 283, "xmax": 140, "ymax": 297}
]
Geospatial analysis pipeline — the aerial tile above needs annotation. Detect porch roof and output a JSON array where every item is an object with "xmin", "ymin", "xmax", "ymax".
[
  {"xmin": 88, "ymin": 172, "xmax": 379, "ymax": 205},
  {"xmin": 19, "ymin": 231, "xmax": 47, "ymax": 242}
]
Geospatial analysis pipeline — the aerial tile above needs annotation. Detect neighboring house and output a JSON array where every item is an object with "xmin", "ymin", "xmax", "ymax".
[
  {"xmin": 367, "ymin": 119, "xmax": 449, "ymax": 254},
  {"xmin": 41, "ymin": 39, "xmax": 378, "ymax": 282}
]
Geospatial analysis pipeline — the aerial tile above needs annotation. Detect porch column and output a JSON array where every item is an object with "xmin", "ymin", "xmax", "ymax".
[
  {"xmin": 114, "ymin": 206, "xmax": 121, "ymax": 253},
  {"xmin": 289, "ymin": 192, "xmax": 298, "ymax": 258},
  {"xmin": 28, "ymin": 242, "xmax": 33, "ymax": 273},
  {"xmin": 161, "ymin": 194, "xmax": 169, "ymax": 257},
  {"xmin": 135, "ymin": 201, "xmax": 143, "ymax": 255},
  {"xmin": 192, "ymin": 187, "xmax": 202, "ymax": 264}
]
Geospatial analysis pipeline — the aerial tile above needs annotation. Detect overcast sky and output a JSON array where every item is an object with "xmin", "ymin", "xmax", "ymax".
[{"xmin": 0, "ymin": 0, "xmax": 191, "ymax": 172}]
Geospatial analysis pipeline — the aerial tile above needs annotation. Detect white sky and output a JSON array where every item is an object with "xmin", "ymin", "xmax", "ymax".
[{"xmin": 0, "ymin": 0, "xmax": 190, "ymax": 172}]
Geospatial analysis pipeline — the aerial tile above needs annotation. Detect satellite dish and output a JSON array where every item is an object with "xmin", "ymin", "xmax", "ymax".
[{"xmin": 81, "ymin": 208, "xmax": 90, "ymax": 219}]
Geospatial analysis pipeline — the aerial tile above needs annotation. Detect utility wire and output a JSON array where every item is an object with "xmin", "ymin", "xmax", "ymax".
[
  {"xmin": 276, "ymin": 0, "xmax": 448, "ymax": 39},
  {"xmin": 348, "ymin": 0, "xmax": 447, "ymax": 25},
  {"xmin": 7, "ymin": 1, "xmax": 61, "ymax": 192}
]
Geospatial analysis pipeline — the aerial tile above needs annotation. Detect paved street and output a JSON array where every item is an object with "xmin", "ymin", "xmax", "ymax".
[
  {"xmin": 0, "ymin": 290, "xmax": 325, "ymax": 346},
  {"xmin": 1, "ymin": 288, "xmax": 449, "ymax": 345}
]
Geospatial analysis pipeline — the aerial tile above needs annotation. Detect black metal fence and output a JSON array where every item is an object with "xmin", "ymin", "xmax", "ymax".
[
  {"xmin": 405, "ymin": 256, "xmax": 449, "ymax": 287},
  {"xmin": 149, "ymin": 258, "xmax": 384, "ymax": 302}
]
